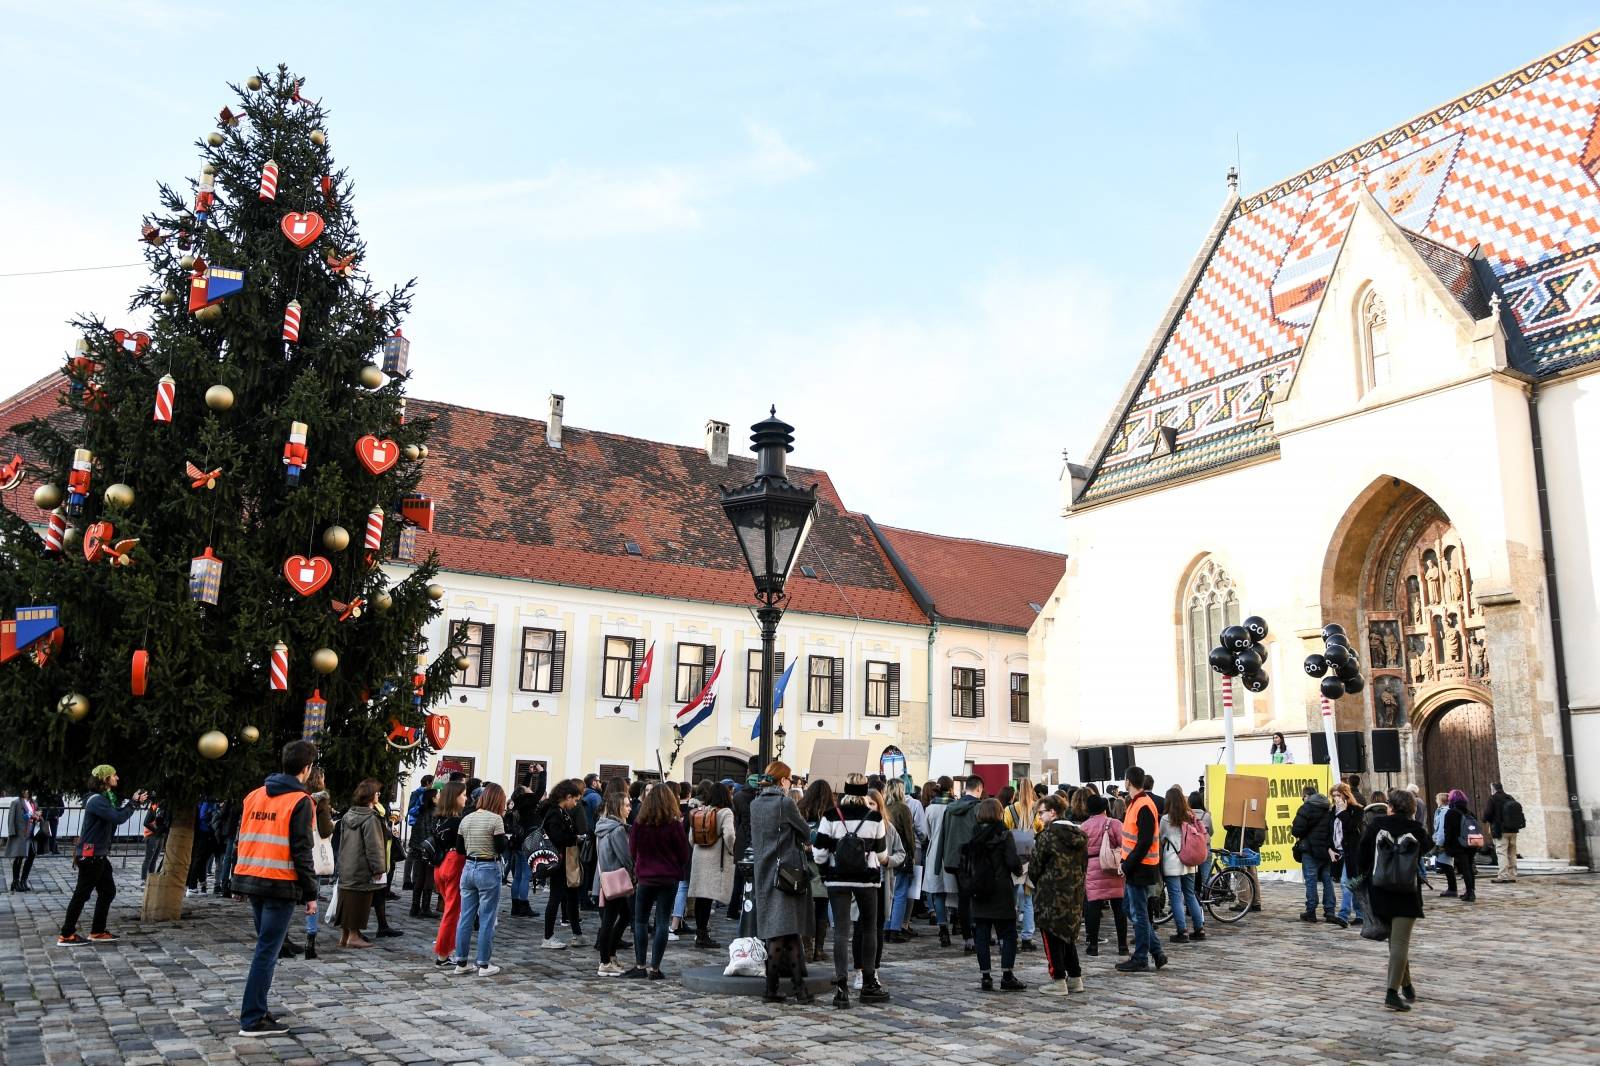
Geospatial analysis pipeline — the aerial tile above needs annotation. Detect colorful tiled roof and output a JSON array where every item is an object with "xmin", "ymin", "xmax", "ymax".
[
  {"xmin": 872, "ymin": 524, "xmax": 1064, "ymax": 632},
  {"xmin": 409, "ymin": 401, "xmax": 928, "ymax": 625},
  {"xmin": 1082, "ymin": 31, "xmax": 1600, "ymax": 504}
]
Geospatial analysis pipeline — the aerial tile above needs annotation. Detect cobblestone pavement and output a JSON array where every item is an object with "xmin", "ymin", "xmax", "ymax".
[{"xmin": 1, "ymin": 857, "xmax": 1596, "ymax": 1065}]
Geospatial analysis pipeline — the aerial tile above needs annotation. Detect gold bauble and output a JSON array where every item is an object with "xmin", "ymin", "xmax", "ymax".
[
  {"xmin": 104, "ymin": 482, "xmax": 135, "ymax": 509},
  {"xmin": 321, "ymin": 525, "xmax": 351, "ymax": 552},
  {"xmin": 195, "ymin": 303, "xmax": 224, "ymax": 324},
  {"xmin": 311, "ymin": 130, "xmax": 327, "ymax": 147},
  {"xmin": 61, "ymin": 525, "xmax": 80, "ymax": 547},
  {"xmin": 241, "ymin": 725, "xmax": 261, "ymax": 744},
  {"xmin": 311, "ymin": 647, "xmax": 339, "ymax": 674},
  {"xmin": 373, "ymin": 591, "xmax": 394, "ymax": 612},
  {"xmin": 59, "ymin": 692, "xmax": 90, "ymax": 721},
  {"xmin": 206, "ymin": 132, "xmax": 224, "ymax": 147},
  {"xmin": 425, "ymin": 583, "xmax": 445, "ymax": 601},
  {"xmin": 33, "ymin": 483, "xmax": 63, "ymax": 510},
  {"xmin": 358, "ymin": 364, "xmax": 385, "ymax": 389},
  {"xmin": 454, "ymin": 655, "xmax": 472, "ymax": 671},
  {"xmin": 201, "ymin": 163, "xmax": 218, "ymax": 177},
  {"xmin": 204, "ymin": 384, "xmax": 234, "ymax": 411},
  {"xmin": 403, "ymin": 444, "xmax": 420, "ymax": 462},
  {"xmin": 417, "ymin": 444, "xmax": 429, "ymax": 460},
  {"xmin": 246, "ymin": 75, "xmax": 262, "ymax": 91},
  {"xmin": 179, "ymin": 254, "xmax": 197, "ymax": 270},
  {"xmin": 159, "ymin": 289, "xmax": 178, "ymax": 306},
  {"xmin": 198, "ymin": 729, "xmax": 229, "ymax": 759}
]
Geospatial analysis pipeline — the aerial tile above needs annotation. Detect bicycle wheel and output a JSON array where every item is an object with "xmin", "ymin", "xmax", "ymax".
[
  {"xmin": 1205, "ymin": 868, "xmax": 1253, "ymax": 924},
  {"xmin": 1149, "ymin": 884, "xmax": 1173, "ymax": 926}
]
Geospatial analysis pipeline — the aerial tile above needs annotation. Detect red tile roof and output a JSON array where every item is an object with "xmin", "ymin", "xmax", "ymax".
[
  {"xmin": 408, "ymin": 400, "xmax": 927, "ymax": 625},
  {"xmin": 873, "ymin": 524, "xmax": 1063, "ymax": 631},
  {"xmin": 0, "ymin": 373, "xmax": 77, "ymax": 503}
]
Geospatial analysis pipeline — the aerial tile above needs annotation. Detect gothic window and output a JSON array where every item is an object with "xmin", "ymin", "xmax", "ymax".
[
  {"xmin": 1363, "ymin": 290, "xmax": 1391, "ymax": 390},
  {"xmin": 1184, "ymin": 558, "xmax": 1240, "ymax": 722}
]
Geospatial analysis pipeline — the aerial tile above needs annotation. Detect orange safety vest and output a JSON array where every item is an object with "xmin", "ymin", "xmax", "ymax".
[
  {"xmin": 1119, "ymin": 792, "xmax": 1160, "ymax": 866},
  {"xmin": 234, "ymin": 786, "xmax": 309, "ymax": 880}
]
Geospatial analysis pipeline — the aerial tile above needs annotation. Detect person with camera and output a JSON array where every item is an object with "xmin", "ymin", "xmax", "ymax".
[{"xmin": 56, "ymin": 765, "xmax": 146, "ymax": 946}]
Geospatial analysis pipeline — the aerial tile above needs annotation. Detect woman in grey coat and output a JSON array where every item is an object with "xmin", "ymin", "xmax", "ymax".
[
  {"xmin": 750, "ymin": 761, "xmax": 815, "ymax": 1004},
  {"xmin": 7, "ymin": 790, "xmax": 40, "ymax": 892},
  {"xmin": 920, "ymin": 793, "xmax": 956, "ymax": 946}
]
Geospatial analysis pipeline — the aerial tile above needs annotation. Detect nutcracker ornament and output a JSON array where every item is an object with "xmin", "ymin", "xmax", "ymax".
[
  {"xmin": 381, "ymin": 328, "xmax": 410, "ymax": 376},
  {"xmin": 189, "ymin": 546, "xmax": 223, "ymax": 605},
  {"xmin": 153, "ymin": 374, "xmax": 175, "ymax": 423},
  {"xmin": 65, "ymin": 449, "xmax": 92, "ymax": 517},
  {"xmin": 194, "ymin": 169, "xmax": 216, "ymax": 224},
  {"xmin": 259, "ymin": 160, "xmax": 279, "ymax": 201},
  {"xmin": 282, "ymin": 422, "xmax": 308, "ymax": 485},
  {"xmin": 269, "ymin": 641, "xmax": 289, "ymax": 691}
]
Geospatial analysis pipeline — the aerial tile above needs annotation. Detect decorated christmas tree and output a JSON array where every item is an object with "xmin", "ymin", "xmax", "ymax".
[{"xmin": 0, "ymin": 66, "xmax": 461, "ymax": 919}]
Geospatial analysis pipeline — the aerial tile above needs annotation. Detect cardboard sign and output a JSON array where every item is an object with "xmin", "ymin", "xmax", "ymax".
[
  {"xmin": 927, "ymin": 740, "xmax": 967, "ymax": 780},
  {"xmin": 807, "ymin": 738, "xmax": 869, "ymax": 787},
  {"xmin": 972, "ymin": 763, "xmax": 1011, "ymax": 797}
]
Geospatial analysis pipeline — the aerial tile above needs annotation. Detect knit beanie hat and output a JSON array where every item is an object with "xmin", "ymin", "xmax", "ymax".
[{"xmin": 91, "ymin": 764, "xmax": 117, "ymax": 783}]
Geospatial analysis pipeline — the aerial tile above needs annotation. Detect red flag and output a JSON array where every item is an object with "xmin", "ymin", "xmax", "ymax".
[{"xmin": 631, "ymin": 641, "xmax": 655, "ymax": 701}]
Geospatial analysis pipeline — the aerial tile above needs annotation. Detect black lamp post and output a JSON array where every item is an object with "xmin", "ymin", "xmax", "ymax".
[{"xmin": 719, "ymin": 407, "xmax": 819, "ymax": 773}]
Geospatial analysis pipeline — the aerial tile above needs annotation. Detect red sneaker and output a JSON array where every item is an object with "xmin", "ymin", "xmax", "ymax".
[
  {"xmin": 56, "ymin": 934, "xmax": 90, "ymax": 946},
  {"xmin": 88, "ymin": 932, "xmax": 120, "ymax": 943}
]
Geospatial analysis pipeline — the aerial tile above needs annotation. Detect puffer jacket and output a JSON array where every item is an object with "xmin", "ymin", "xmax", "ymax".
[
  {"xmin": 1291, "ymin": 793, "xmax": 1334, "ymax": 857},
  {"xmin": 1081, "ymin": 814, "xmax": 1125, "ymax": 901},
  {"xmin": 335, "ymin": 804, "xmax": 388, "ymax": 892}
]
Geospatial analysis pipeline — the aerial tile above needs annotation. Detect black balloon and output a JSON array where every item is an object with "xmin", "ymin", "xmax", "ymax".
[
  {"xmin": 1343, "ymin": 675, "xmax": 1366, "ymax": 695},
  {"xmin": 1233, "ymin": 648, "xmax": 1263, "ymax": 675},
  {"xmin": 1208, "ymin": 646, "xmax": 1236, "ymax": 676},
  {"xmin": 1320, "ymin": 674, "xmax": 1346, "ymax": 700},
  {"xmin": 1321, "ymin": 623, "xmax": 1346, "ymax": 640},
  {"xmin": 1242, "ymin": 670, "xmax": 1269, "ymax": 693},
  {"xmin": 1249, "ymin": 641, "xmax": 1268, "ymax": 663},
  {"xmin": 1303, "ymin": 653, "xmax": 1328, "ymax": 677},
  {"xmin": 1337, "ymin": 663, "xmax": 1362, "ymax": 682},
  {"xmin": 1220, "ymin": 625, "xmax": 1251, "ymax": 651},
  {"xmin": 1323, "ymin": 643, "xmax": 1352, "ymax": 668},
  {"xmin": 1243, "ymin": 615, "xmax": 1269, "ymax": 641},
  {"xmin": 1325, "ymin": 633, "xmax": 1350, "ymax": 648}
]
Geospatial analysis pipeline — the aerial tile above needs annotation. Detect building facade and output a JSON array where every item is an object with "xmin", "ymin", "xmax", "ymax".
[{"xmin": 1036, "ymin": 31, "xmax": 1600, "ymax": 866}]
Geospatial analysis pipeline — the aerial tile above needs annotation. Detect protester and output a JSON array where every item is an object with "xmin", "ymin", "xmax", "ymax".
[
  {"xmin": 410, "ymin": 783, "xmax": 440, "ymax": 918},
  {"xmin": 813, "ymin": 773, "xmax": 890, "ymax": 1006},
  {"xmin": 725, "ymin": 755, "xmax": 763, "ymax": 921},
  {"xmin": 335, "ymin": 779, "xmax": 389, "ymax": 949},
  {"xmin": 1431, "ymin": 792, "xmax": 1455, "ymax": 895},
  {"xmin": 1113, "ymin": 766, "xmax": 1166, "ymax": 974},
  {"xmin": 593, "ymin": 790, "xmax": 635, "ymax": 976},
  {"xmin": 7, "ymin": 789, "xmax": 39, "ymax": 892},
  {"xmin": 450, "ymin": 782, "xmax": 509, "ymax": 977},
  {"xmin": 298, "ymin": 766, "xmax": 335, "ymax": 961},
  {"xmin": 938, "ymin": 774, "xmax": 985, "ymax": 953},
  {"xmin": 903, "ymin": 779, "xmax": 929, "ymax": 922},
  {"xmin": 627, "ymin": 782, "xmax": 691, "ymax": 979},
  {"xmin": 1291, "ymin": 783, "xmax": 1340, "ymax": 925},
  {"xmin": 430, "ymin": 781, "xmax": 468, "ymax": 967},
  {"xmin": 920, "ymin": 778, "xmax": 957, "ymax": 947},
  {"xmin": 1186, "ymin": 790, "xmax": 1212, "ymax": 905},
  {"xmin": 1331, "ymin": 781, "xmax": 1365, "ymax": 926},
  {"xmin": 1159, "ymin": 785, "xmax": 1206, "ymax": 943},
  {"xmin": 1357, "ymin": 788, "xmax": 1429, "ymax": 1012},
  {"xmin": 868, "ymin": 788, "xmax": 905, "ymax": 979},
  {"xmin": 232, "ymin": 740, "xmax": 318, "ymax": 1037},
  {"xmin": 57, "ymin": 765, "xmax": 146, "ymax": 946},
  {"xmin": 402, "ymin": 774, "xmax": 434, "ymax": 890},
  {"xmin": 535, "ymin": 780, "xmax": 585, "ymax": 949},
  {"xmin": 1441, "ymin": 789, "xmax": 1481, "ymax": 902},
  {"xmin": 1004, "ymin": 778, "xmax": 1039, "ymax": 951},
  {"xmin": 139, "ymin": 798, "xmax": 169, "ymax": 885},
  {"xmin": 370, "ymin": 793, "xmax": 404, "ymax": 936},
  {"xmin": 1029, "ymin": 793, "xmax": 1087, "ymax": 995},
  {"xmin": 1269, "ymin": 732, "xmax": 1294, "ymax": 764},
  {"xmin": 581, "ymin": 773, "xmax": 604, "ymax": 906},
  {"xmin": 962, "ymin": 798, "xmax": 1025, "ymax": 992},
  {"xmin": 1080, "ymin": 793, "xmax": 1127, "ymax": 957},
  {"xmin": 186, "ymin": 797, "xmax": 218, "ymax": 896},
  {"xmin": 750, "ymin": 762, "xmax": 816, "ymax": 1004},
  {"xmin": 798, "ymin": 778, "xmax": 835, "ymax": 961},
  {"xmin": 883, "ymin": 779, "xmax": 919, "ymax": 942},
  {"xmin": 1483, "ymin": 782, "xmax": 1524, "ymax": 884},
  {"xmin": 507, "ymin": 784, "xmax": 540, "ymax": 917},
  {"xmin": 685, "ymin": 780, "xmax": 736, "ymax": 950}
]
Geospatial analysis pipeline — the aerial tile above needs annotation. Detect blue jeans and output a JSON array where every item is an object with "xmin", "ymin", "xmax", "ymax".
[
  {"xmin": 1301, "ymin": 856, "xmax": 1336, "ymax": 916},
  {"xmin": 1123, "ymin": 881, "xmax": 1160, "ymax": 964},
  {"xmin": 634, "ymin": 882, "xmax": 675, "ymax": 969},
  {"xmin": 886, "ymin": 868, "xmax": 915, "ymax": 931},
  {"xmin": 454, "ymin": 858, "xmax": 502, "ymax": 966},
  {"xmin": 672, "ymin": 878, "xmax": 690, "ymax": 921},
  {"xmin": 510, "ymin": 846, "xmax": 532, "ymax": 902},
  {"xmin": 931, "ymin": 891, "xmax": 949, "ymax": 926},
  {"xmin": 1015, "ymin": 883, "xmax": 1036, "ymax": 941},
  {"xmin": 305, "ymin": 885, "xmax": 319, "ymax": 936},
  {"xmin": 1338, "ymin": 868, "xmax": 1364, "ymax": 922},
  {"xmin": 240, "ymin": 896, "xmax": 294, "ymax": 1028},
  {"xmin": 1164, "ymin": 874, "xmax": 1204, "ymax": 934}
]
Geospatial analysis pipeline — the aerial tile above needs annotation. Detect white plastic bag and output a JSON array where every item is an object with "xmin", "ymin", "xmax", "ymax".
[{"xmin": 723, "ymin": 936, "xmax": 767, "ymax": 977}]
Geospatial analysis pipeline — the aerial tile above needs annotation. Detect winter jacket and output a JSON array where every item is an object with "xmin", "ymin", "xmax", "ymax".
[
  {"xmin": 629, "ymin": 819, "xmax": 690, "ymax": 887},
  {"xmin": 751, "ymin": 786, "xmax": 812, "ymax": 939},
  {"xmin": 938, "ymin": 794, "xmax": 982, "ymax": 873},
  {"xmin": 1158, "ymin": 814, "xmax": 1200, "ymax": 876},
  {"xmin": 812, "ymin": 805, "xmax": 887, "ymax": 888},
  {"xmin": 590, "ymin": 814, "xmax": 633, "ymax": 897},
  {"xmin": 1121, "ymin": 792, "xmax": 1161, "ymax": 886},
  {"xmin": 5, "ymin": 797, "xmax": 37, "ymax": 859},
  {"xmin": 1443, "ymin": 802, "xmax": 1477, "ymax": 857},
  {"xmin": 1029, "ymin": 818, "xmax": 1087, "ymax": 938},
  {"xmin": 509, "ymin": 793, "xmax": 540, "ymax": 848},
  {"xmin": 1291, "ymin": 794, "xmax": 1334, "ymax": 858},
  {"xmin": 1081, "ymin": 813, "xmax": 1126, "ymax": 901},
  {"xmin": 732, "ymin": 782, "xmax": 757, "ymax": 856},
  {"xmin": 963, "ymin": 821, "xmax": 1021, "ymax": 921},
  {"xmin": 920, "ymin": 798, "xmax": 956, "ymax": 895},
  {"xmin": 75, "ymin": 791, "xmax": 141, "ymax": 861},
  {"xmin": 885, "ymin": 799, "xmax": 916, "ymax": 871},
  {"xmin": 1356, "ymin": 813, "xmax": 1428, "ymax": 921},
  {"xmin": 905, "ymin": 795, "xmax": 928, "ymax": 864},
  {"xmin": 540, "ymin": 804, "xmax": 581, "ymax": 851},
  {"xmin": 335, "ymin": 804, "xmax": 389, "ymax": 893},
  {"xmin": 1332, "ymin": 803, "xmax": 1364, "ymax": 878},
  {"xmin": 686, "ymin": 803, "xmax": 736, "ymax": 903},
  {"xmin": 232, "ymin": 774, "xmax": 318, "ymax": 903}
]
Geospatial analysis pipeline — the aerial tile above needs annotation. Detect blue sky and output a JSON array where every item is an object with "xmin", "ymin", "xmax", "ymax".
[{"xmin": 1, "ymin": 3, "xmax": 1593, "ymax": 549}]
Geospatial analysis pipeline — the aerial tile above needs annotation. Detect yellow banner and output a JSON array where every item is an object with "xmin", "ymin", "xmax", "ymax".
[{"xmin": 1205, "ymin": 763, "xmax": 1333, "ymax": 873}]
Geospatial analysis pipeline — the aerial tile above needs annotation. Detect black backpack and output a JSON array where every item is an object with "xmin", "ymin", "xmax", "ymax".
[
  {"xmin": 829, "ymin": 808, "xmax": 872, "ymax": 882},
  {"xmin": 1500, "ymin": 797, "xmax": 1526, "ymax": 832},
  {"xmin": 957, "ymin": 833, "xmax": 1000, "ymax": 898},
  {"xmin": 1372, "ymin": 829, "xmax": 1420, "ymax": 892}
]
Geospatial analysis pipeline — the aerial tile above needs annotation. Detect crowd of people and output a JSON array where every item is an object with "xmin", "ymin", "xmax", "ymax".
[{"xmin": 9, "ymin": 748, "xmax": 1529, "ymax": 1033}]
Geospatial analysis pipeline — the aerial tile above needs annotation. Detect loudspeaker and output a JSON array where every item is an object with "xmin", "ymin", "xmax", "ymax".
[
  {"xmin": 1309, "ymin": 733, "xmax": 1329, "ymax": 765},
  {"xmin": 1336, "ymin": 731, "xmax": 1366, "ymax": 773},
  {"xmin": 1110, "ymin": 744, "xmax": 1135, "ymax": 780},
  {"xmin": 1372, "ymin": 728, "xmax": 1402, "ymax": 773},
  {"xmin": 1077, "ymin": 746, "xmax": 1111, "ymax": 782}
]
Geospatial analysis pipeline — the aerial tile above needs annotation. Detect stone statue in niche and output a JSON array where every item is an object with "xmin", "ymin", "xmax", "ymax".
[
  {"xmin": 1374, "ymin": 676, "xmax": 1404, "ymax": 729},
  {"xmin": 1469, "ymin": 633, "xmax": 1488, "ymax": 678},
  {"xmin": 1447, "ymin": 560, "xmax": 1464, "ymax": 603},
  {"xmin": 1384, "ymin": 629, "xmax": 1400, "ymax": 667},
  {"xmin": 1424, "ymin": 554, "xmax": 1442, "ymax": 604},
  {"xmin": 1368, "ymin": 625, "xmax": 1388, "ymax": 668},
  {"xmin": 1408, "ymin": 593, "xmax": 1422, "ymax": 626},
  {"xmin": 1367, "ymin": 621, "xmax": 1401, "ymax": 670},
  {"xmin": 1407, "ymin": 634, "xmax": 1430, "ymax": 684},
  {"xmin": 1410, "ymin": 654, "xmax": 1427, "ymax": 684},
  {"xmin": 1444, "ymin": 612, "xmax": 1463, "ymax": 662}
]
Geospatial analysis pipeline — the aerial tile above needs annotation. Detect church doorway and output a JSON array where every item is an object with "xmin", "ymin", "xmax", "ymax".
[
  {"xmin": 1422, "ymin": 700, "xmax": 1502, "ymax": 817},
  {"xmin": 688, "ymin": 751, "xmax": 751, "ymax": 784}
]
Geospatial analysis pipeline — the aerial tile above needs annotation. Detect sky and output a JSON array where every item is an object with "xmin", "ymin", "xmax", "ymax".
[{"xmin": 1, "ymin": 3, "xmax": 1594, "ymax": 550}]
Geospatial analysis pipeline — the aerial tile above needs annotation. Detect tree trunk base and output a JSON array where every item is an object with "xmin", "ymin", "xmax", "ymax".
[{"xmin": 141, "ymin": 809, "xmax": 195, "ymax": 922}]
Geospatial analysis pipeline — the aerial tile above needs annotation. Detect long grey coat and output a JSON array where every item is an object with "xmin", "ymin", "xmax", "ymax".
[
  {"xmin": 750, "ymin": 786, "xmax": 812, "ymax": 940},
  {"xmin": 921, "ymin": 800, "xmax": 956, "ymax": 895},
  {"xmin": 686, "ymin": 803, "xmax": 736, "ymax": 904},
  {"xmin": 5, "ymin": 797, "xmax": 35, "ymax": 860}
]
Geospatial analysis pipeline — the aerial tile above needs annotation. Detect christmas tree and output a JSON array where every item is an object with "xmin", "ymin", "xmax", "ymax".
[{"xmin": 0, "ymin": 66, "xmax": 461, "ymax": 919}]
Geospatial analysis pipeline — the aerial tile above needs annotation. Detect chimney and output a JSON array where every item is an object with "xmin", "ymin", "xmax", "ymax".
[
  {"xmin": 704, "ymin": 419, "xmax": 729, "ymax": 466},
  {"xmin": 546, "ymin": 393, "xmax": 564, "ymax": 449},
  {"xmin": 1059, "ymin": 449, "xmax": 1089, "ymax": 516}
]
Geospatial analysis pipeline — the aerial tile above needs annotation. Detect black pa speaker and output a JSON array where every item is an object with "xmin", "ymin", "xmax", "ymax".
[
  {"xmin": 1110, "ymin": 744, "xmax": 1135, "ymax": 780},
  {"xmin": 1077, "ymin": 746, "xmax": 1112, "ymax": 782},
  {"xmin": 1371, "ymin": 729, "xmax": 1401, "ymax": 773},
  {"xmin": 1309, "ymin": 733, "xmax": 1329, "ymax": 765},
  {"xmin": 1336, "ymin": 731, "xmax": 1366, "ymax": 773}
]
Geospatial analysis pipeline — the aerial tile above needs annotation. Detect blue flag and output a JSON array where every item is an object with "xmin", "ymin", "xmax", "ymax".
[{"xmin": 752, "ymin": 658, "xmax": 797, "ymax": 740}]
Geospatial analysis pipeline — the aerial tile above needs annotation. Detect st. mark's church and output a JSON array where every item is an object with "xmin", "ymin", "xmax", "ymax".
[{"xmin": 1037, "ymin": 31, "xmax": 1600, "ymax": 867}]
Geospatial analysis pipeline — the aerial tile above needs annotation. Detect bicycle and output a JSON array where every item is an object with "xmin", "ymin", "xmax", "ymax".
[{"xmin": 1149, "ymin": 847, "xmax": 1258, "ymax": 926}]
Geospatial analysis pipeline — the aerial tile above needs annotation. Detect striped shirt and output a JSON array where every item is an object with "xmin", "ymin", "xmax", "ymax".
[
  {"xmin": 811, "ymin": 806, "xmax": 887, "ymax": 888},
  {"xmin": 458, "ymin": 810, "xmax": 505, "ymax": 860}
]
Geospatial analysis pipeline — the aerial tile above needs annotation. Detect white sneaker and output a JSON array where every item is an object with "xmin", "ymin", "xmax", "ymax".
[
  {"xmin": 666, "ymin": 930, "xmax": 680, "ymax": 942},
  {"xmin": 1068, "ymin": 976, "xmax": 1085, "ymax": 993},
  {"xmin": 184, "ymin": 889, "xmax": 195, "ymax": 898},
  {"xmin": 1038, "ymin": 978, "xmax": 1069, "ymax": 997},
  {"xmin": 568, "ymin": 934, "xmax": 586, "ymax": 947},
  {"xmin": 542, "ymin": 938, "xmax": 568, "ymax": 950},
  {"xmin": 597, "ymin": 961, "xmax": 625, "ymax": 977},
  {"xmin": 477, "ymin": 964, "xmax": 501, "ymax": 977},
  {"xmin": 451, "ymin": 962, "xmax": 472, "ymax": 976},
  {"xmin": 851, "ymin": 971, "xmax": 863, "ymax": 990}
]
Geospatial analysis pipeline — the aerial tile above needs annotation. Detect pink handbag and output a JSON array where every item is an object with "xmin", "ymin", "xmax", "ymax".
[{"xmin": 599, "ymin": 865, "xmax": 635, "ymax": 903}]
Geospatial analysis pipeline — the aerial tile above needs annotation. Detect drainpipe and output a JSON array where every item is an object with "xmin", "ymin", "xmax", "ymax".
[
  {"xmin": 927, "ymin": 620, "xmax": 938, "ymax": 777},
  {"xmin": 1527, "ymin": 386, "xmax": 1591, "ymax": 869}
]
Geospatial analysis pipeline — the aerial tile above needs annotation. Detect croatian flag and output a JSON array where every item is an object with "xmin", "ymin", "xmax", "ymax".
[
  {"xmin": 631, "ymin": 642, "xmax": 655, "ymax": 701},
  {"xmin": 677, "ymin": 652, "xmax": 724, "ymax": 737},
  {"xmin": 752, "ymin": 658, "xmax": 797, "ymax": 740}
]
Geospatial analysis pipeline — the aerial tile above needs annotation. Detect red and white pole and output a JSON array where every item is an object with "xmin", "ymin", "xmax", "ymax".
[
  {"xmin": 1321, "ymin": 695, "xmax": 1341, "ymax": 782},
  {"xmin": 1223, "ymin": 674, "xmax": 1236, "ymax": 773}
]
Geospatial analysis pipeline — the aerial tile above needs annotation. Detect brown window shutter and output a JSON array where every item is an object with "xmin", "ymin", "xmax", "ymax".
[
  {"xmin": 830, "ymin": 656, "xmax": 845, "ymax": 714},
  {"xmin": 773, "ymin": 651, "xmax": 785, "ymax": 676},
  {"xmin": 888, "ymin": 662, "xmax": 901, "ymax": 716},
  {"xmin": 478, "ymin": 624, "xmax": 496, "ymax": 689},
  {"xmin": 974, "ymin": 668, "xmax": 986, "ymax": 717},
  {"xmin": 632, "ymin": 638, "xmax": 647, "ymax": 696},
  {"xmin": 704, "ymin": 644, "xmax": 718, "ymax": 672},
  {"xmin": 550, "ymin": 631, "xmax": 566, "ymax": 692}
]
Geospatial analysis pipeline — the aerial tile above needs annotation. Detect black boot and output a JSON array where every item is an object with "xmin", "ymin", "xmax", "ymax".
[
  {"xmin": 279, "ymin": 938, "xmax": 302, "ymax": 959},
  {"xmin": 694, "ymin": 929, "xmax": 719, "ymax": 950},
  {"xmin": 792, "ymin": 978, "xmax": 815, "ymax": 1005},
  {"xmin": 938, "ymin": 925, "xmax": 951, "ymax": 948},
  {"xmin": 763, "ymin": 968, "xmax": 785, "ymax": 1003},
  {"xmin": 304, "ymin": 934, "xmax": 318, "ymax": 960},
  {"xmin": 831, "ymin": 979, "xmax": 850, "ymax": 1009},
  {"xmin": 1385, "ymin": 989, "xmax": 1412, "ymax": 1012}
]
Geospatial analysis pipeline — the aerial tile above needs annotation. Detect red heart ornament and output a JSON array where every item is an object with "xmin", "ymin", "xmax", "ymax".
[
  {"xmin": 355, "ymin": 435, "xmax": 399, "ymax": 475},
  {"xmin": 280, "ymin": 211, "xmax": 325, "ymax": 248},
  {"xmin": 426, "ymin": 714, "xmax": 451, "ymax": 749},
  {"xmin": 283, "ymin": 554, "xmax": 333, "ymax": 596},
  {"xmin": 111, "ymin": 329, "xmax": 152, "ymax": 356},
  {"xmin": 84, "ymin": 520, "xmax": 114, "ymax": 563}
]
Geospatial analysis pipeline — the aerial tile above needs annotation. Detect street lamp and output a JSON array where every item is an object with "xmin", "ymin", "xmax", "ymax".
[
  {"xmin": 774, "ymin": 721, "xmax": 787, "ymax": 760},
  {"xmin": 719, "ymin": 407, "xmax": 818, "ymax": 773}
]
